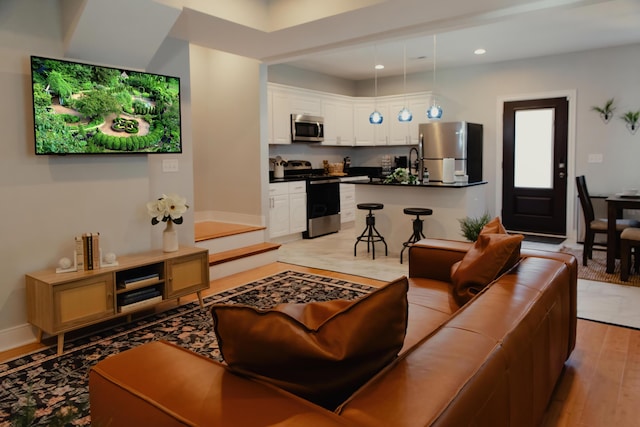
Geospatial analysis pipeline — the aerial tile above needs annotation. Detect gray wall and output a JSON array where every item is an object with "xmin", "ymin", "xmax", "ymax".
[{"xmin": 0, "ymin": 2, "xmax": 194, "ymax": 350}]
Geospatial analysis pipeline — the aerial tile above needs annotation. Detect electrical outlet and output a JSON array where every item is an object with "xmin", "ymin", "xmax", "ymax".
[{"xmin": 162, "ymin": 159, "xmax": 179, "ymax": 172}]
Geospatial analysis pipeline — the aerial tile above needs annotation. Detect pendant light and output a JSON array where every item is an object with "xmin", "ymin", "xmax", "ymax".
[
  {"xmin": 369, "ymin": 46, "xmax": 383, "ymax": 124},
  {"xmin": 427, "ymin": 34, "xmax": 443, "ymax": 120},
  {"xmin": 397, "ymin": 44, "xmax": 413, "ymax": 122}
]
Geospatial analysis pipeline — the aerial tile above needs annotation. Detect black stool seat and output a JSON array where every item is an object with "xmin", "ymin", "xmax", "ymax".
[
  {"xmin": 403, "ymin": 207, "xmax": 433, "ymax": 216},
  {"xmin": 400, "ymin": 207, "xmax": 433, "ymax": 264},
  {"xmin": 354, "ymin": 203, "xmax": 387, "ymax": 259},
  {"xmin": 358, "ymin": 203, "xmax": 384, "ymax": 211}
]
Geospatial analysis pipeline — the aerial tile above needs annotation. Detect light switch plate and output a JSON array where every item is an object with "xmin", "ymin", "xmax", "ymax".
[
  {"xmin": 162, "ymin": 159, "xmax": 179, "ymax": 172},
  {"xmin": 588, "ymin": 153, "xmax": 603, "ymax": 163}
]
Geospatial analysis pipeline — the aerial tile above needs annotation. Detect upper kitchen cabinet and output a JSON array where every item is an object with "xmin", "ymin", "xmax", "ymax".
[
  {"xmin": 269, "ymin": 86, "xmax": 292, "ymax": 145},
  {"xmin": 354, "ymin": 101, "xmax": 389, "ymax": 146},
  {"xmin": 388, "ymin": 93, "xmax": 430, "ymax": 145},
  {"xmin": 268, "ymin": 84, "xmax": 323, "ymax": 145},
  {"xmin": 322, "ymin": 96, "xmax": 354, "ymax": 146}
]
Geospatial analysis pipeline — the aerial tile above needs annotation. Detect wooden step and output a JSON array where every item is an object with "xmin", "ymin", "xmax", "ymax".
[
  {"xmin": 195, "ymin": 221, "xmax": 266, "ymax": 242},
  {"xmin": 208, "ymin": 242, "xmax": 281, "ymax": 266}
]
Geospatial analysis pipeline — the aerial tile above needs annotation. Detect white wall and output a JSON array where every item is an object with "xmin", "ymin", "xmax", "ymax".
[
  {"xmin": 189, "ymin": 45, "xmax": 264, "ymax": 225},
  {"xmin": 0, "ymin": 2, "xmax": 194, "ymax": 350}
]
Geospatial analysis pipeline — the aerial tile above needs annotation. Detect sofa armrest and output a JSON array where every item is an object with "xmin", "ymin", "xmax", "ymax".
[{"xmin": 408, "ymin": 239, "xmax": 472, "ymax": 282}]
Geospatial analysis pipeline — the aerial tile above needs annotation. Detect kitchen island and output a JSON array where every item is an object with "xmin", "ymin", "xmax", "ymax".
[{"xmin": 349, "ymin": 180, "xmax": 488, "ymax": 256}]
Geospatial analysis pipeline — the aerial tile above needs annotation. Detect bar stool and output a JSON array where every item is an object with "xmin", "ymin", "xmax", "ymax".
[
  {"xmin": 400, "ymin": 207, "xmax": 433, "ymax": 264},
  {"xmin": 354, "ymin": 203, "xmax": 388, "ymax": 259}
]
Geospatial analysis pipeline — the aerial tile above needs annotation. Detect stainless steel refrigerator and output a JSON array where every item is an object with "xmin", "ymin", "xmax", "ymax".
[{"xmin": 419, "ymin": 121, "xmax": 483, "ymax": 183}]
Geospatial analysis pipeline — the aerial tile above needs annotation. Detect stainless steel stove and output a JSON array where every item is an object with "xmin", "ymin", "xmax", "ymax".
[{"xmin": 283, "ymin": 160, "xmax": 341, "ymax": 238}]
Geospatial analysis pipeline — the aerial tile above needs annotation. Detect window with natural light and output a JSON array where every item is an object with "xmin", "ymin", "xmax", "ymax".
[{"xmin": 514, "ymin": 108, "xmax": 554, "ymax": 188}]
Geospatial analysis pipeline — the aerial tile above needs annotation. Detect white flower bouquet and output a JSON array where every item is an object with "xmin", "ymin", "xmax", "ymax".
[{"xmin": 146, "ymin": 193, "xmax": 188, "ymax": 225}]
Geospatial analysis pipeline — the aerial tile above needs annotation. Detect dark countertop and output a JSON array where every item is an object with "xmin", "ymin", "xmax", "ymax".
[{"xmin": 350, "ymin": 180, "xmax": 488, "ymax": 188}]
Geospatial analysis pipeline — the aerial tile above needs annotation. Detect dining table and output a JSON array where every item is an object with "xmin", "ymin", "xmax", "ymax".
[{"xmin": 605, "ymin": 194, "xmax": 640, "ymax": 273}]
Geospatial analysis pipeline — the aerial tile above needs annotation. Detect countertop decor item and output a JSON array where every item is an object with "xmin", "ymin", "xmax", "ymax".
[
  {"xmin": 383, "ymin": 168, "xmax": 417, "ymax": 185},
  {"xmin": 591, "ymin": 98, "xmax": 616, "ymax": 123},
  {"xmin": 147, "ymin": 193, "xmax": 189, "ymax": 252}
]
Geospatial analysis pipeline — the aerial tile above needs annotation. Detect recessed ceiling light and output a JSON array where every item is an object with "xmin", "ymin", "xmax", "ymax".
[
  {"xmin": 474, "ymin": 48, "xmax": 486, "ymax": 55},
  {"xmin": 374, "ymin": 64, "xmax": 384, "ymax": 70}
]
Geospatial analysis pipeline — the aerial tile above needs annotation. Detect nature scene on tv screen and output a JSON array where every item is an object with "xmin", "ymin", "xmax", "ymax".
[{"xmin": 31, "ymin": 56, "xmax": 182, "ymax": 154}]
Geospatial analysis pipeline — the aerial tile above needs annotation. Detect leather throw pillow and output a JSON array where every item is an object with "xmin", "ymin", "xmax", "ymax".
[
  {"xmin": 480, "ymin": 216, "xmax": 522, "ymax": 276},
  {"xmin": 210, "ymin": 276, "xmax": 409, "ymax": 409},
  {"xmin": 451, "ymin": 233, "xmax": 524, "ymax": 305}
]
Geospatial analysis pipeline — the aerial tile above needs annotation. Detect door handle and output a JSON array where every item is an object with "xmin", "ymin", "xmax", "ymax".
[{"xmin": 559, "ymin": 171, "xmax": 566, "ymax": 179}]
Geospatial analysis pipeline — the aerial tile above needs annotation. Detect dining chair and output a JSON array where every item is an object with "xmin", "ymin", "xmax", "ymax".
[
  {"xmin": 620, "ymin": 227, "xmax": 640, "ymax": 281},
  {"xmin": 575, "ymin": 175, "xmax": 639, "ymax": 266}
]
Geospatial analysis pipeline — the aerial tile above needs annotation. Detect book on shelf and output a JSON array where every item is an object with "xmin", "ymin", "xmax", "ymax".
[
  {"xmin": 119, "ymin": 273, "xmax": 160, "ymax": 289},
  {"xmin": 120, "ymin": 288, "xmax": 162, "ymax": 306},
  {"xmin": 91, "ymin": 232, "xmax": 100, "ymax": 269},
  {"xmin": 74, "ymin": 235, "xmax": 84, "ymax": 271},
  {"xmin": 118, "ymin": 295, "xmax": 163, "ymax": 313},
  {"xmin": 81, "ymin": 232, "xmax": 100, "ymax": 270}
]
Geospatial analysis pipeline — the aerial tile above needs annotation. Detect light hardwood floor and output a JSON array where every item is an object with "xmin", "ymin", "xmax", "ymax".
[{"xmin": 2, "ymin": 261, "xmax": 639, "ymax": 426}]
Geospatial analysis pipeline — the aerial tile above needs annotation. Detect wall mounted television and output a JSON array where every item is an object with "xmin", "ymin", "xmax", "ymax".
[{"xmin": 30, "ymin": 55, "xmax": 182, "ymax": 155}]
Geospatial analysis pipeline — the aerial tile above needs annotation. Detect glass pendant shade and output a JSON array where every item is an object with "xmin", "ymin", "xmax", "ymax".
[
  {"xmin": 427, "ymin": 104, "xmax": 443, "ymax": 119},
  {"xmin": 369, "ymin": 111, "xmax": 384, "ymax": 124},
  {"xmin": 398, "ymin": 107, "xmax": 413, "ymax": 122},
  {"xmin": 369, "ymin": 46, "xmax": 383, "ymax": 125},
  {"xmin": 427, "ymin": 35, "xmax": 443, "ymax": 120},
  {"xmin": 397, "ymin": 44, "xmax": 412, "ymax": 122}
]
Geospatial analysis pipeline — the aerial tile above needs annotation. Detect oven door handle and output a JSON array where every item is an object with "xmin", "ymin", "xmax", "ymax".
[{"xmin": 308, "ymin": 179, "xmax": 340, "ymax": 185}]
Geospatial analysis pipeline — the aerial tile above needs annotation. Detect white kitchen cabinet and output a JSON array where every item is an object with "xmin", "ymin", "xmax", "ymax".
[
  {"xmin": 291, "ymin": 95, "xmax": 322, "ymax": 117},
  {"xmin": 339, "ymin": 183, "xmax": 356, "ymax": 223},
  {"xmin": 288, "ymin": 181, "xmax": 307, "ymax": 233},
  {"xmin": 322, "ymin": 97, "xmax": 354, "ymax": 146},
  {"xmin": 269, "ymin": 183, "xmax": 290, "ymax": 237},
  {"xmin": 388, "ymin": 94, "xmax": 430, "ymax": 145},
  {"xmin": 269, "ymin": 88, "xmax": 292, "ymax": 145},
  {"xmin": 354, "ymin": 101, "xmax": 389, "ymax": 146},
  {"xmin": 269, "ymin": 181, "xmax": 307, "ymax": 238}
]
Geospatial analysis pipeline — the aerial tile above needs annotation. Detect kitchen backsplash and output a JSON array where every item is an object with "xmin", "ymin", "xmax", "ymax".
[{"xmin": 268, "ymin": 144, "xmax": 416, "ymax": 170}]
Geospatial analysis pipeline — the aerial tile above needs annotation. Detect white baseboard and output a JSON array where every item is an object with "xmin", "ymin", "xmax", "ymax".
[{"xmin": 0, "ymin": 323, "xmax": 38, "ymax": 353}]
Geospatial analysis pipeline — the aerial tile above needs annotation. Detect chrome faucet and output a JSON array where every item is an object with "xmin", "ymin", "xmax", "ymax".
[{"xmin": 409, "ymin": 138, "xmax": 424, "ymax": 181}]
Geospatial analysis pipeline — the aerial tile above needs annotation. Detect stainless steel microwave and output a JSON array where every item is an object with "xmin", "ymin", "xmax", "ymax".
[{"xmin": 291, "ymin": 114, "xmax": 324, "ymax": 142}]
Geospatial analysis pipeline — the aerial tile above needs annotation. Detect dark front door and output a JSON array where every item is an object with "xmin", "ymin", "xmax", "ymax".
[{"xmin": 502, "ymin": 97, "xmax": 569, "ymax": 235}]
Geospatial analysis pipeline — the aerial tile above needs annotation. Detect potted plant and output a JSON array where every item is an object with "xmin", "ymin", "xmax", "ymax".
[
  {"xmin": 458, "ymin": 212, "xmax": 491, "ymax": 242},
  {"xmin": 620, "ymin": 110, "xmax": 640, "ymax": 134},
  {"xmin": 591, "ymin": 98, "xmax": 616, "ymax": 123}
]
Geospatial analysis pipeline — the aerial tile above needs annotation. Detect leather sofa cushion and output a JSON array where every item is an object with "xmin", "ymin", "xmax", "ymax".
[
  {"xmin": 210, "ymin": 276, "xmax": 409, "ymax": 409},
  {"xmin": 451, "ymin": 233, "xmax": 524, "ymax": 305}
]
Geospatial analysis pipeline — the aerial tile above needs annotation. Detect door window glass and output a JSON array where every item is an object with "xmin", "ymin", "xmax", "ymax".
[{"xmin": 514, "ymin": 108, "xmax": 554, "ymax": 188}]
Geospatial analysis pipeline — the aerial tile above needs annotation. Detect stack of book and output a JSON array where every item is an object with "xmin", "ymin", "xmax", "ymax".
[{"xmin": 75, "ymin": 232, "xmax": 100, "ymax": 271}]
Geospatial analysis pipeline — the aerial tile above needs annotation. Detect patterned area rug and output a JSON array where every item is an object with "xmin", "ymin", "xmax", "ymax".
[
  {"xmin": 561, "ymin": 246, "xmax": 640, "ymax": 287},
  {"xmin": 0, "ymin": 271, "xmax": 374, "ymax": 426}
]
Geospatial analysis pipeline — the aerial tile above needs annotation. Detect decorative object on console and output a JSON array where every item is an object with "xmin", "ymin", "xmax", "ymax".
[
  {"xmin": 210, "ymin": 276, "xmax": 409, "ymax": 410},
  {"xmin": 147, "ymin": 193, "xmax": 188, "ymax": 252},
  {"xmin": 591, "ymin": 98, "xmax": 616, "ymax": 123},
  {"xmin": 621, "ymin": 110, "xmax": 639, "ymax": 135}
]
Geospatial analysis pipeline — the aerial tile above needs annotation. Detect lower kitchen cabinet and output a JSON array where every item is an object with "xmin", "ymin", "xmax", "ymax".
[
  {"xmin": 26, "ymin": 246, "xmax": 209, "ymax": 355},
  {"xmin": 269, "ymin": 181, "xmax": 307, "ymax": 238},
  {"xmin": 340, "ymin": 183, "xmax": 356, "ymax": 223}
]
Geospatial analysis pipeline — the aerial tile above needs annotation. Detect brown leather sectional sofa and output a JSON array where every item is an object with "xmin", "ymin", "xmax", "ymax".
[{"xmin": 89, "ymin": 239, "xmax": 577, "ymax": 426}]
